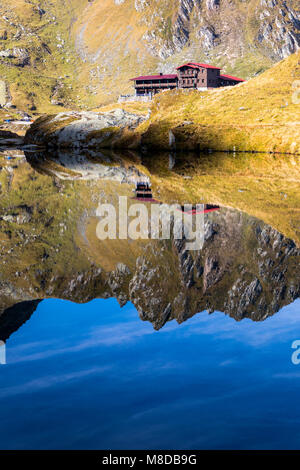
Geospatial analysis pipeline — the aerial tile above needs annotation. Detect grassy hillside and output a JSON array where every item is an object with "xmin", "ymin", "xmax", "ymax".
[
  {"xmin": 0, "ymin": 0, "xmax": 91, "ymax": 114},
  {"xmin": 24, "ymin": 53, "xmax": 300, "ymax": 153},
  {"xmin": 0, "ymin": 0, "xmax": 299, "ymax": 112}
]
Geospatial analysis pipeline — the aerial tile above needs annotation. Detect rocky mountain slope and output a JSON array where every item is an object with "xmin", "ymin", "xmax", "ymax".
[
  {"xmin": 0, "ymin": 0, "xmax": 299, "ymax": 111},
  {"xmin": 73, "ymin": 0, "xmax": 300, "ymax": 103}
]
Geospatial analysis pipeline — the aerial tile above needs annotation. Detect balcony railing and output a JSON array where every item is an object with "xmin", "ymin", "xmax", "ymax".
[{"xmin": 135, "ymin": 83, "xmax": 177, "ymax": 88}]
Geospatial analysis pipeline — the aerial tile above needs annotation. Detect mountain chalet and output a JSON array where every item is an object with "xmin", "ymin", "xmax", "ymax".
[{"xmin": 130, "ymin": 62, "xmax": 245, "ymax": 98}]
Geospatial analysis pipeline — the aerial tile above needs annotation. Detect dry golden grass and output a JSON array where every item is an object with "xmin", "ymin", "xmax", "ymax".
[
  {"xmin": 138, "ymin": 52, "xmax": 300, "ymax": 154},
  {"xmin": 93, "ymin": 102, "xmax": 150, "ymax": 116},
  {"xmin": 0, "ymin": 0, "xmax": 89, "ymax": 113}
]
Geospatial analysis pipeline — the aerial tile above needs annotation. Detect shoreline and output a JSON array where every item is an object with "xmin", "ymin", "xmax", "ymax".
[{"xmin": 22, "ymin": 114, "xmax": 300, "ymax": 155}]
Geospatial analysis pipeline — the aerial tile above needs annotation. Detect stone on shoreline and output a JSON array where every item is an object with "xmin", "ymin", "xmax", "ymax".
[{"xmin": 24, "ymin": 109, "xmax": 145, "ymax": 149}]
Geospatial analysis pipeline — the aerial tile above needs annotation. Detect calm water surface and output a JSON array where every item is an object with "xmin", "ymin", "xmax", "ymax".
[
  {"xmin": 0, "ymin": 298, "xmax": 300, "ymax": 449},
  {"xmin": 0, "ymin": 147, "xmax": 299, "ymax": 449}
]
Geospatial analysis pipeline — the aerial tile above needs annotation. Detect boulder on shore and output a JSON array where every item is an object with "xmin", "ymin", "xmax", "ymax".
[{"xmin": 24, "ymin": 109, "xmax": 145, "ymax": 149}]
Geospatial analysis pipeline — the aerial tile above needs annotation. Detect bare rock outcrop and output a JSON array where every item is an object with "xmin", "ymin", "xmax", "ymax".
[{"xmin": 25, "ymin": 109, "xmax": 145, "ymax": 149}]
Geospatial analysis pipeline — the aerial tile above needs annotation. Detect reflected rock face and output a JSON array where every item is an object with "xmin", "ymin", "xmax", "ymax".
[
  {"xmin": 0, "ymin": 300, "xmax": 41, "ymax": 341},
  {"xmin": 0, "ymin": 149, "xmax": 299, "ymax": 333},
  {"xmin": 25, "ymin": 149, "xmax": 148, "ymax": 183},
  {"xmin": 127, "ymin": 209, "xmax": 299, "ymax": 329},
  {"xmin": 0, "ymin": 206, "xmax": 299, "ymax": 331}
]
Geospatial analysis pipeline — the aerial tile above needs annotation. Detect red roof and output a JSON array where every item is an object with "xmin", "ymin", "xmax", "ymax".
[
  {"xmin": 219, "ymin": 74, "xmax": 245, "ymax": 82},
  {"xmin": 176, "ymin": 62, "xmax": 221, "ymax": 70},
  {"xmin": 130, "ymin": 74, "xmax": 178, "ymax": 81},
  {"xmin": 176, "ymin": 63, "xmax": 199, "ymax": 70}
]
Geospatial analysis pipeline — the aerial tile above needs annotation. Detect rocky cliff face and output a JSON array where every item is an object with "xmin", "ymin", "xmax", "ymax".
[
  {"xmin": 137, "ymin": 0, "xmax": 300, "ymax": 61},
  {"xmin": 0, "ymin": 0, "xmax": 299, "ymax": 110}
]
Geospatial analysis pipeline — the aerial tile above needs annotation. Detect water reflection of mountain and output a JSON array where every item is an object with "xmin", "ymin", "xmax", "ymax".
[
  {"xmin": 0, "ymin": 149, "xmax": 299, "ymax": 338},
  {"xmin": 0, "ymin": 300, "xmax": 40, "ymax": 341},
  {"xmin": 141, "ymin": 150, "xmax": 300, "ymax": 245},
  {"xmin": 25, "ymin": 148, "xmax": 148, "ymax": 183}
]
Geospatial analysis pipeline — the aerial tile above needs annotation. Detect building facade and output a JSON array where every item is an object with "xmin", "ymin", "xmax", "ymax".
[
  {"xmin": 132, "ymin": 73, "xmax": 178, "ymax": 97},
  {"xmin": 130, "ymin": 62, "xmax": 245, "ymax": 97}
]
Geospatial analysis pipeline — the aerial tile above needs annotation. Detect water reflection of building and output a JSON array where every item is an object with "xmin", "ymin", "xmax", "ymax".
[
  {"xmin": 134, "ymin": 182, "xmax": 153, "ymax": 199},
  {"xmin": 133, "ymin": 182, "xmax": 220, "ymax": 213},
  {"xmin": 179, "ymin": 204, "xmax": 220, "ymax": 214}
]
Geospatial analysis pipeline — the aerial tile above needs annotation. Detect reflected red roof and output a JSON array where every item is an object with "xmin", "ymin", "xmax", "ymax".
[
  {"xmin": 219, "ymin": 74, "xmax": 245, "ymax": 82},
  {"xmin": 130, "ymin": 74, "xmax": 178, "ymax": 81}
]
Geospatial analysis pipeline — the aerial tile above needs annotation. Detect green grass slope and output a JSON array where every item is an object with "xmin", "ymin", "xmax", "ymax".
[{"xmin": 0, "ymin": 0, "xmax": 91, "ymax": 114}]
